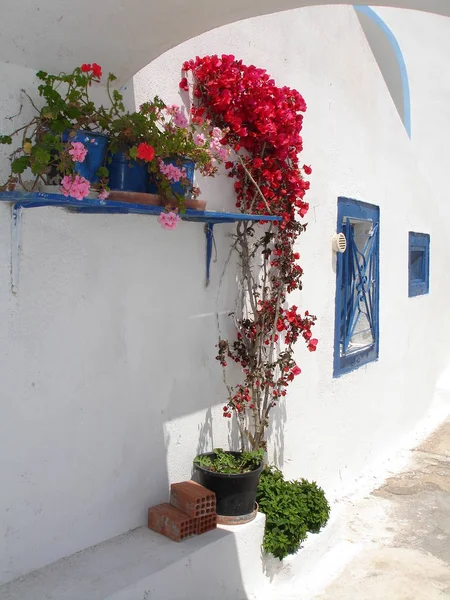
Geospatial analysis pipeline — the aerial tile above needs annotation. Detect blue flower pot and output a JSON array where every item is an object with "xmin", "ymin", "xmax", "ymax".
[
  {"xmin": 108, "ymin": 152, "xmax": 149, "ymax": 193},
  {"xmin": 62, "ymin": 131, "xmax": 109, "ymax": 183},
  {"xmin": 148, "ymin": 157, "xmax": 195, "ymax": 197}
]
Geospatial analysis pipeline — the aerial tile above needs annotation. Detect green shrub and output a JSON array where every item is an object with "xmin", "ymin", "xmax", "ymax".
[{"xmin": 256, "ymin": 466, "xmax": 330, "ymax": 560}]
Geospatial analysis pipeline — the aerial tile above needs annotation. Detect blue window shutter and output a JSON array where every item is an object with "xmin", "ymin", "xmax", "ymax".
[{"xmin": 334, "ymin": 198, "xmax": 380, "ymax": 378}]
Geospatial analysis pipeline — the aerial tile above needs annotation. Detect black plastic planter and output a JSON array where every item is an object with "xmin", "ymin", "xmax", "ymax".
[{"xmin": 194, "ymin": 452, "xmax": 264, "ymax": 517}]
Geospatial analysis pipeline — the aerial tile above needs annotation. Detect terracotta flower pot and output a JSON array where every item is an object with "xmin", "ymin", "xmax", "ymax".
[
  {"xmin": 161, "ymin": 197, "xmax": 207, "ymax": 211},
  {"xmin": 107, "ymin": 191, "xmax": 160, "ymax": 205}
]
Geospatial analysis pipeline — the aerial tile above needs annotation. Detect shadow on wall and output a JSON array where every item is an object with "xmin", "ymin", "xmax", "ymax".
[
  {"xmin": 0, "ymin": 195, "xmax": 243, "ymax": 584},
  {"xmin": 197, "ymin": 407, "xmax": 215, "ymax": 455},
  {"xmin": 267, "ymin": 401, "xmax": 287, "ymax": 468}
]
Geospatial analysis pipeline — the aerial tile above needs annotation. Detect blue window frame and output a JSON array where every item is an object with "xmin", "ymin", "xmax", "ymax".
[
  {"xmin": 334, "ymin": 198, "xmax": 380, "ymax": 378},
  {"xmin": 408, "ymin": 232, "xmax": 430, "ymax": 297}
]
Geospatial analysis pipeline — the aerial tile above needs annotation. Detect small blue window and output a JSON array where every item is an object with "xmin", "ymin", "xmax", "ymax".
[
  {"xmin": 408, "ymin": 232, "xmax": 430, "ymax": 297},
  {"xmin": 334, "ymin": 198, "xmax": 380, "ymax": 378}
]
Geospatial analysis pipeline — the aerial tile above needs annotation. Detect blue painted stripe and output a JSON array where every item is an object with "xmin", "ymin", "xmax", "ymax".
[{"xmin": 354, "ymin": 5, "xmax": 411, "ymax": 138}]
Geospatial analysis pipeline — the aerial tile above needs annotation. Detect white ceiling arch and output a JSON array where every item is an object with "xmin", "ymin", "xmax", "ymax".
[{"xmin": 0, "ymin": 0, "xmax": 448, "ymax": 83}]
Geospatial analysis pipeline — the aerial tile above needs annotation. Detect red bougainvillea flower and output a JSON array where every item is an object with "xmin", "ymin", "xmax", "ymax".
[
  {"xmin": 81, "ymin": 64, "xmax": 92, "ymax": 73},
  {"xmin": 185, "ymin": 54, "xmax": 318, "ymax": 435},
  {"xmin": 179, "ymin": 77, "xmax": 189, "ymax": 91},
  {"xmin": 308, "ymin": 338, "xmax": 319, "ymax": 352},
  {"xmin": 299, "ymin": 203, "xmax": 309, "ymax": 218},
  {"xmin": 92, "ymin": 63, "xmax": 102, "ymax": 79},
  {"xmin": 136, "ymin": 143, "xmax": 155, "ymax": 162}
]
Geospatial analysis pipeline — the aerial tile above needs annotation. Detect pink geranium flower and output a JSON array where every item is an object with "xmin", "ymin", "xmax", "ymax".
[
  {"xmin": 210, "ymin": 138, "xmax": 222, "ymax": 153},
  {"xmin": 217, "ymin": 147, "xmax": 229, "ymax": 161},
  {"xmin": 194, "ymin": 133, "xmax": 206, "ymax": 146},
  {"xmin": 68, "ymin": 142, "xmax": 88, "ymax": 163},
  {"xmin": 59, "ymin": 174, "xmax": 90, "ymax": 200},
  {"xmin": 98, "ymin": 189, "xmax": 109, "ymax": 200},
  {"xmin": 158, "ymin": 159, "xmax": 186, "ymax": 183},
  {"xmin": 165, "ymin": 104, "xmax": 179, "ymax": 116},
  {"xmin": 173, "ymin": 111, "xmax": 188, "ymax": 128},
  {"xmin": 158, "ymin": 211, "xmax": 180, "ymax": 230}
]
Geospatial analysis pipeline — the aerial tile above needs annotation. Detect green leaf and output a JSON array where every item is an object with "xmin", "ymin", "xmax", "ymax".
[
  {"xmin": 51, "ymin": 119, "xmax": 69, "ymax": 134},
  {"xmin": 67, "ymin": 90, "xmax": 82, "ymax": 103},
  {"xmin": 129, "ymin": 146, "xmax": 138, "ymax": 160},
  {"xmin": 193, "ymin": 455, "xmax": 213, "ymax": 469},
  {"xmin": 11, "ymin": 156, "xmax": 30, "ymax": 174},
  {"xmin": 112, "ymin": 89, "xmax": 123, "ymax": 102},
  {"xmin": 0, "ymin": 135, "xmax": 13, "ymax": 145},
  {"xmin": 66, "ymin": 106, "xmax": 81, "ymax": 119},
  {"xmin": 31, "ymin": 146, "xmax": 51, "ymax": 165},
  {"xmin": 96, "ymin": 166, "xmax": 109, "ymax": 179}
]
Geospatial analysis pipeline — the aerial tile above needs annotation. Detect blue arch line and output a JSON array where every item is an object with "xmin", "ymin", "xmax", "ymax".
[{"xmin": 354, "ymin": 5, "xmax": 411, "ymax": 138}]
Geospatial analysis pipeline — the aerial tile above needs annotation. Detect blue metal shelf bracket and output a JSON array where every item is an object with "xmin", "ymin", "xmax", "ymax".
[
  {"xmin": 205, "ymin": 223, "xmax": 215, "ymax": 287},
  {"xmin": 11, "ymin": 204, "xmax": 22, "ymax": 294},
  {"xmin": 0, "ymin": 191, "xmax": 282, "ymax": 292}
]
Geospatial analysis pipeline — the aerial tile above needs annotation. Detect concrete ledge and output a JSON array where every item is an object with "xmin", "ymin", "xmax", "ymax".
[{"xmin": 0, "ymin": 514, "xmax": 266, "ymax": 600}]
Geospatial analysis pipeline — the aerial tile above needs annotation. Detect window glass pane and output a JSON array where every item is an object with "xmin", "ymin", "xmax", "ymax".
[
  {"xmin": 341, "ymin": 220, "xmax": 375, "ymax": 355},
  {"xmin": 410, "ymin": 249, "xmax": 424, "ymax": 281},
  {"xmin": 408, "ymin": 232, "xmax": 430, "ymax": 297}
]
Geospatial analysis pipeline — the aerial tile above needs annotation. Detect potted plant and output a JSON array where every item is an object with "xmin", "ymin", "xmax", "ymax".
[
  {"xmin": 146, "ymin": 101, "xmax": 229, "ymax": 211},
  {"xmin": 0, "ymin": 64, "xmax": 229, "ymax": 220},
  {"xmin": 194, "ymin": 448, "xmax": 264, "ymax": 518},
  {"xmin": 106, "ymin": 99, "xmax": 162, "ymax": 199},
  {"xmin": 105, "ymin": 97, "xmax": 228, "ymax": 212},
  {"xmin": 0, "ymin": 63, "xmax": 121, "ymax": 198}
]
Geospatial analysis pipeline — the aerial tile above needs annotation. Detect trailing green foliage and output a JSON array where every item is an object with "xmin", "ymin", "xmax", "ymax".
[
  {"xmin": 0, "ymin": 66, "xmax": 122, "ymax": 192},
  {"xmin": 194, "ymin": 448, "xmax": 264, "ymax": 474},
  {"xmin": 256, "ymin": 466, "xmax": 330, "ymax": 560}
]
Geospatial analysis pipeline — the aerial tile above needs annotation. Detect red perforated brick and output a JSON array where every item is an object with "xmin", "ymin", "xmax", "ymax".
[
  {"xmin": 148, "ymin": 503, "xmax": 196, "ymax": 542},
  {"xmin": 196, "ymin": 513, "xmax": 217, "ymax": 535},
  {"xmin": 170, "ymin": 480, "xmax": 216, "ymax": 517}
]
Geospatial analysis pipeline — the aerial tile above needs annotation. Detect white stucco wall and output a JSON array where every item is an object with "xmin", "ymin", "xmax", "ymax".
[{"xmin": 1, "ymin": 3, "xmax": 450, "ymax": 589}]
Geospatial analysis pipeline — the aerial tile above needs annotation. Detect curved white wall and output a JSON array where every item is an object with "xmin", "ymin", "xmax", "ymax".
[{"xmin": 1, "ymin": 3, "xmax": 450, "ymax": 587}]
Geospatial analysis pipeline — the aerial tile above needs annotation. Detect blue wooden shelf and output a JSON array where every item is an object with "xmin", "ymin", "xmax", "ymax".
[{"xmin": 0, "ymin": 191, "xmax": 282, "ymax": 289}]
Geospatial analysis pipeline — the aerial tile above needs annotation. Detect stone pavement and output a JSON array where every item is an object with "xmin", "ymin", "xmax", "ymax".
[{"xmin": 317, "ymin": 419, "xmax": 450, "ymax": 599}]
